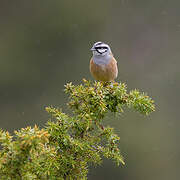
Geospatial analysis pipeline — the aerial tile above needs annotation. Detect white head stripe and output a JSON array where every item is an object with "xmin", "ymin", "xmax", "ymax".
[{"xmin": 94, "ymin": 41, "xmax": 103, "ymax": 46}]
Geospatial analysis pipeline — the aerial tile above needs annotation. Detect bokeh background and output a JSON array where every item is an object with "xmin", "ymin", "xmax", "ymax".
[{"xmin": 0, "ymin": 0, "xmax": 180, "ymax": 179}]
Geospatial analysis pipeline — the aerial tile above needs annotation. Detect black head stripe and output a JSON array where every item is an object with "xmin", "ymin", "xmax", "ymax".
[
  {"xmin": 95, "ymin": 42, "xmax": 103, "ymax": 46},
  {"xmin": 96, "ymin": 49, "xmax": 102, "ymax": 54},
  {"xmin": 95, "ymin": 46, "xmax": 108, "ymax": 50},
  {"xmin": 95, "ymin": 47, "xmax": 108, "ymax": 54}
]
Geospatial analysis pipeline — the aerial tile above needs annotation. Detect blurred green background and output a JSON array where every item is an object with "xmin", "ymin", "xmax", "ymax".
[{"xmin": 0, "ymin": 0, "xmax": 180, "ymax": 179}]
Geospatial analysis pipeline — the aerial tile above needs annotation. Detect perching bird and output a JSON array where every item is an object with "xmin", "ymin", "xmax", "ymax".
[{"xmin": 90, "ymin": 41, "xmax": 118, "ymax": 82}]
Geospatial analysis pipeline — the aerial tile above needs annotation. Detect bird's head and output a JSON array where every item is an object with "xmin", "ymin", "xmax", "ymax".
[{"xmin": 90, "ymin": 41, "xmax": 112, "ymax": 57}]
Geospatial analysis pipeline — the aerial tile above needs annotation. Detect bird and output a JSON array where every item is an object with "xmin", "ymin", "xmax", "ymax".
[{"xmin": 90, "ymin": 41, "xmax": 118, "ymax": 82}]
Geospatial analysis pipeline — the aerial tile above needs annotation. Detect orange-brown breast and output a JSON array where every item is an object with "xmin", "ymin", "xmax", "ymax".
[{"xmin": 90, "ymin": 57, "xmax": 118, "ymax": 82}]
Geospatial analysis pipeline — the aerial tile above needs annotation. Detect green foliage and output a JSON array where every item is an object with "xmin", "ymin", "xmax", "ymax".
[{"xmin": 0, "ymin": 79, "xmax": 155, "ymax": 179}]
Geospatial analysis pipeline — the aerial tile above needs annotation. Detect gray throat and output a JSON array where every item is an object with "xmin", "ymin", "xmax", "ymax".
[{"xmin": 93, "ymin": 54, "xmax": 111, "ymax": 65}]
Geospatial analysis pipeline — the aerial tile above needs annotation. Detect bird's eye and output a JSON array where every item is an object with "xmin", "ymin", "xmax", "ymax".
[{"xmin": 97, "ymin": 47, "xmax": 104, "ymax": 49}]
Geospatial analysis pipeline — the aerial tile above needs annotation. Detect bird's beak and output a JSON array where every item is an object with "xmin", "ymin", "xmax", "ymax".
[{"xmin": 90, "ymin": 47, "xmax": 95, "ymax": 51}]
